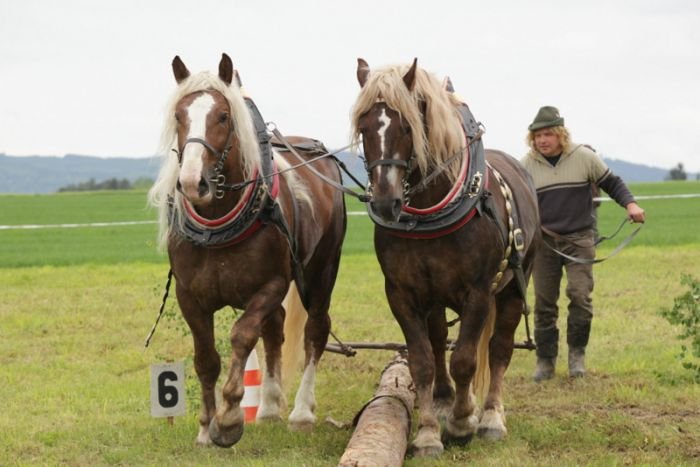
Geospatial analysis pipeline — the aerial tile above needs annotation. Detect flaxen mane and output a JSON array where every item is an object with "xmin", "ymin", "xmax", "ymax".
[
  {"xmin": 147, "ymin": 71, "xmax": 310, "ymax": 249},
  {"xmin": 148, "ymin": 71, "xmax": 260, "ymax": 248},
  {"xmin": 350, "ymin": 64, "xmax": 466, "ymax": 182}
]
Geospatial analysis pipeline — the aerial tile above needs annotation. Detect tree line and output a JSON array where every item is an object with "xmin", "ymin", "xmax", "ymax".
[
  {"xmin": 57, "ymin": 177, "xmax": 153, "ymax": 192},
  {"xmin": 666, "ymin": 162, "xmax": 698, "ymax": 181}
]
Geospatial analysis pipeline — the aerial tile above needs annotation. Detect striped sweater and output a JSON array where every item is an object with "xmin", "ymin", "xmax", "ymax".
[{"xmin": 520, "ymin": 143, "xmax": 635, "ymax": 235}]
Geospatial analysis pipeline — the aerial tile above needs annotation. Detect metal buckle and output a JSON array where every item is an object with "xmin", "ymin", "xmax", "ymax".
[
  {"xmin": 513, "ymin": 228, "xmax": 525, "ymax": 251},
  {"xmin": 468, "ymin": 171, "xmax": 483, "ymax": 197},
  {"xmin": 212, "ymin": 174, "xmax": 226, "ymax": 199}
]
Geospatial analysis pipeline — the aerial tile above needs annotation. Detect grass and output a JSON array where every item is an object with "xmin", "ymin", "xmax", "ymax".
[{"xmin": 0, "ymin": 183, "xmax": 699, "ymax": 465}]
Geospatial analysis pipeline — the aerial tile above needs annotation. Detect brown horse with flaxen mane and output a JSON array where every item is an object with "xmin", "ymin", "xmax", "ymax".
[
  {"xmin": 148, "ymin": 54, "xmax": 346, "ymax": 448},
  {"xmin": 351, "ymin": 58, "xmax": 540, "ymax": 456}
]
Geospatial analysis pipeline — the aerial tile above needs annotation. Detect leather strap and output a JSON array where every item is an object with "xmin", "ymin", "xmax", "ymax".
[
  {"xmin": 541, "ymin": 220, "xmax": 643, "ymax": 264},
  {"xmin": 270, "ymin": 127, "xmax": 370, "ymax": 201}
]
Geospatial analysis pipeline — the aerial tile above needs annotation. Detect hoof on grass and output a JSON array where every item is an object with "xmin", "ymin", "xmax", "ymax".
[
  {"xmin": 477, "ymin": 426, "xmax": 506, "ymax": 441},
  {"xmin": 208, "ymin": 418, "xmax": 243, "ymax": 448}
]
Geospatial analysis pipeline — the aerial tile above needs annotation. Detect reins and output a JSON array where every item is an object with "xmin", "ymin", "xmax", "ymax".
[
  {"xmin": 181, "ymin": 124, "xmax": 370, "ymax": 202},
  {"xmin": 144, "ymin": 269, "xmax": 173, "ymax": 349},
  {"xmin": 542, "ymin": 217, "xmax": 644, "ymax": 265},
  {"xmin": 268, "ymin": 126, "xmax": 370, "ymax": 202}
]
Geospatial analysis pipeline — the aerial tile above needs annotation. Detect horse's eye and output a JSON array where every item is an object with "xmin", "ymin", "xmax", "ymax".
[
  {"xmin": 219, "ymin": 113, "xmax": 229, "ymax": 124},
  {"xmin": 174, "ymin": 113, "xmax": 181, "ymax": 124}
]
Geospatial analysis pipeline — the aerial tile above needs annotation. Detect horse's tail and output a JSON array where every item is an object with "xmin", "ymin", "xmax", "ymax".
[
  {"xmin": 474, "ymin": 296, "xmax": 496, "ymax": 402},
  {"xmin": 281, "ymin": 282, "xmax": 307, "ymax": 393}
]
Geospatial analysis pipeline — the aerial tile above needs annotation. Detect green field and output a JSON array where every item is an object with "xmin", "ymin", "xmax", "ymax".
[{"xmin": 1, "ymin": 182, "xmax": 699, "ymax": 465}]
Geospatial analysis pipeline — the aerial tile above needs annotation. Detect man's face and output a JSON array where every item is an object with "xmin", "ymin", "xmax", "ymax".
[{"xmin": 533, "ymin": 128, "xmax": 563, "ymax": 157}]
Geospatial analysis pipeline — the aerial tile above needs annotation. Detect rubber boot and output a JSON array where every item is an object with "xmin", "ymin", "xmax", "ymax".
[
  {"xmin": 533, "ymin": 358, "xmax": 556, "ymax": 383},
  {"xmin": 568, "ymin": 347, "xmax": 586, "ymax": 378}
]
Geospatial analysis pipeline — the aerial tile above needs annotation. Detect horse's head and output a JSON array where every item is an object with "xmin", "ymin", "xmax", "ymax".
[
  {"xmin": 170, "ymin": 54, "xmax": 239, "ymax": 207},
  {"xmin": 354, "ymin": 58, "xmax": 419, "ymax": 222},
  {"xmin": 352, "ymin": 58, "xmax": 468, "ymax": 222}
]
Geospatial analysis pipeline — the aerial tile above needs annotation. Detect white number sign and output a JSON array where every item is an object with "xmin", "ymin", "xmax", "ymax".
[{"xmin": 150, "ymin": 361, "xmax": 186, "ymax": 417}]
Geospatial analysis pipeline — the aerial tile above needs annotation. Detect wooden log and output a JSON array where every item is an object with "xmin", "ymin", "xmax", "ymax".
[{"xmin": 338, "ymin": 354, "xmax": 415, "ymax": 467}]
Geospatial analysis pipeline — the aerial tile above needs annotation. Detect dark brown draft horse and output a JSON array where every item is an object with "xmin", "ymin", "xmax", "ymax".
[
  {"xmin": 148, "ymin": 54, "xmax": 346, "ymax": 447},
  {"xmin": 351, "ymin": 58, "xmax": 540, "ymax": 456}
]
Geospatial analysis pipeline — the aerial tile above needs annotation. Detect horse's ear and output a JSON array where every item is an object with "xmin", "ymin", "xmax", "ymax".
[
  {"xmin": 356, "ymin": 58, "xmax": 370, "ymax": 87},
  {"xmin": 172, "ymin": 56, "xmax": 190, "ymax": 84},
  {"xmin": 403, "ymin": 58, "xmax": 417, "ymax": 91},
  {"xmin": 443, "ymin": 76, "xmax": 455, "ymax": 93},
  {"xmin": 218, "ymin": 53, "xmax": 234, "ymax": 85},
  {"xmin": 234, "ymin": 69, "xmax": 243, "ymax": 88}
]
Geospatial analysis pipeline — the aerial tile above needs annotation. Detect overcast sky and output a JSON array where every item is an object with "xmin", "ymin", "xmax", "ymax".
[{"xmin": 2, "ymin": 0, "xmax": 699, "ymax": 172}]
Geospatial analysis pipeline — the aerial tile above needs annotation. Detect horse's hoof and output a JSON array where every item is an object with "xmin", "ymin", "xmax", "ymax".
[
  {"xmin": 410, "ymin": 441, "xmax": 444, "ymax": 458},
  {"xmin": 208, "ymin": 418, "xmax": 244, "ymax": 448},
  {"xmin": 288, "ymin": 420, "xmax": 314, "ymax": 432},
  {"xmin": 478, "ymin": 407, "xmax": 507, "ymax": 441},
  {"xmin": 257, "ymin": 413, "xmax": 284, "ymax": 424},
  {"xmin": 410, "ymin": 429, "xmax": 444, "ymax": 458},
  {"xmin": 477, "ymin": 426, "xmax": 506, "ymax": 441}
]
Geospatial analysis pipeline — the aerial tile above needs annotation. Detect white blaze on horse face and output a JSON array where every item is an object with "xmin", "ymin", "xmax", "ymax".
[
  {"xmin": 179, "ymin": 93, "xmax": 216, "ymax": 193},
  {"xmin": 376, "ymin": 108, "xmax": 401, "ymax": 188},
  {"xmin": 377, "ymin": 107, "xmax": 391, "ymax": 157}
]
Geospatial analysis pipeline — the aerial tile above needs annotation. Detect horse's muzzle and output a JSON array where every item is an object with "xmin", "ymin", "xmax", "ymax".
[
  {"xmin": 176, "ymin": 176, "xmax": 211, "ymax": 205},
  {"xmin": 370, "ymin": 198, "xmax": 402, "ymax": 223}
]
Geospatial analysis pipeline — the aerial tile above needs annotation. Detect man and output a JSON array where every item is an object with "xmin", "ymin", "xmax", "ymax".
[{"xmin": 520, "ymin": 106, "xmax": 645, "ymax": 381}]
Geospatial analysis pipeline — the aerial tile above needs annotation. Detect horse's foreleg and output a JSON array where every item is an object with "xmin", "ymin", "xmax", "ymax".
[
  {"xmin": 478, "ymin": 289, "xmax": 522, "ymax": 441},
  {"xmin": 388, "ymin": 295, "xmax": 443, "ymax": 457},
  {"xmin": 210, "ymin": 288, "xmax": 283, "ymax": 447},
  {"xmin": 179, "ymin": 300, "xmax": 220, "ymax": 446},
  {"xmin": 428, "ymin": 306, "xmax": 454, "ymax": 417},
  {"xmin": 444, "ymin": 289, "xmax": 490, "ymax": 445}
]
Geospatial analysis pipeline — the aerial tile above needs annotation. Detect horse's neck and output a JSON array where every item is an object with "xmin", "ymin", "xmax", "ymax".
[{"xmin": 407, "ymin": 170, "xmax": 453, "ymax": 208}]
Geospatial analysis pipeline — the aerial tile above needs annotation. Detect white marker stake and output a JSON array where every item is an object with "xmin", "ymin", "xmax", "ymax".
[{"xmin": 151, "ymin": 361, "xmax": 186, "ymax": 420}]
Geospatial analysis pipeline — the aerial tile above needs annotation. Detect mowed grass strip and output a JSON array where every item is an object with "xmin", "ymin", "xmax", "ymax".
[
  {"xmin": 0, "ymin": 181, "xmax": 699, "ymax": 267},
  {"xmin": 0, "ymin": 182, "xmax": 699, "ymax": 465}
]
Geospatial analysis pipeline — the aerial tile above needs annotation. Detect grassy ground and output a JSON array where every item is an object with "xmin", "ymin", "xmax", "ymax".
[{"xmin": 0, "ymin": 183, "xmax": 699, "ymax": 465}]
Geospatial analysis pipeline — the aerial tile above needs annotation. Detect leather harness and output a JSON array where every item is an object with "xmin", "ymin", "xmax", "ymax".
[
  {"xmin": 168, "ymin": 96, "xmax": 310, "ymax": 307},
  {"xmin": 366, "ymin": 103, "xmax": 531, "ymax": 306}
]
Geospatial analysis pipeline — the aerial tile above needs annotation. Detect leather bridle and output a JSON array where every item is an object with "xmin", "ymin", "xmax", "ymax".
[{"xmin": 171, "ymin": 107, "xmax": 238, "ymax": 199}]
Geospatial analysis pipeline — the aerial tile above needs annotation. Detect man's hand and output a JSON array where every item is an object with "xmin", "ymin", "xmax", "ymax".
[{"xmin": 626, "ymin": 202, "xmax": 645, "ymax": 223}]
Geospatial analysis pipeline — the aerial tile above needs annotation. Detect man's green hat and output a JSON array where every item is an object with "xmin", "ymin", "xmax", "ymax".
[{"xmin": 528, "ymin": 106, "xmax": 564, "ymax": 131}]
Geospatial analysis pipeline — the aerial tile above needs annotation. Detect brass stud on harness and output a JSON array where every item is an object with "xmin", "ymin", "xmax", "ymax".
[{"xmin": 489, "ymin": 165, "xmax": 522, "ymax": 293}]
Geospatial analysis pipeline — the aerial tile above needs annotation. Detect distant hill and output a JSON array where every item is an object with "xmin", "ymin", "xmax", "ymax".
[
  {"xmin": 0, "ymin": 154, "xmax": 160, "ymax": 194},
  {"xmin": 0, "ymin": 152, "xmax": 695, "ymax": 194},
  {"xmin": 601, "ymin": 157, "xmax": 677, "ymax": 183},
  {"xmin": 334, "ymin": 153, "xmax": 695, "ymax": 185}
]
